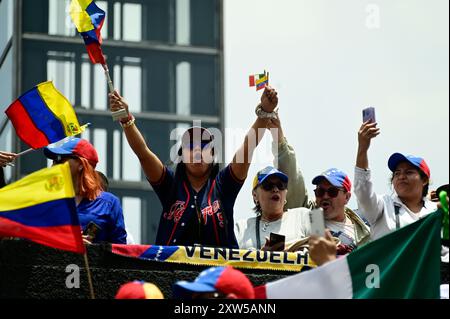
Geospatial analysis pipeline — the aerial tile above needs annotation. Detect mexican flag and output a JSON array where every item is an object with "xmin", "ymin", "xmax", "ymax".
[{"xmin": 256, "ymin": 210, "xmax": 443, "ymax": 299}]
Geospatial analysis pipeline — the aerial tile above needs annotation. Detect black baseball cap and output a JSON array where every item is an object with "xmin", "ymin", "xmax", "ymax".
[{"xmin": 177, "ymin": 126, "xmax": 214, "ymax": 156}]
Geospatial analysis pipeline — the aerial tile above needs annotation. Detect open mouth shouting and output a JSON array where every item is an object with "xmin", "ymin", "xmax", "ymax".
[
  {"xmin": 271, "ymin": 194, "xmax": 281, "ymax": 202},
  {"xmin": 320, "ymin": 199, "xmax": 331, "ymax": 211}
]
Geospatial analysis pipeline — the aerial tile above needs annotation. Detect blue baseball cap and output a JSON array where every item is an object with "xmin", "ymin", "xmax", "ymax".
[
  {"xmin": 388, "ymin": 153, "xmax": 430, "ymax": 178},
  {"xmin": 252, "ymin": 166, "xmax": 288, "ymax": 190},
  {"xmin": 172, "ymin": 266, "xmax": 255, "ymax": 299},
  {"xmin": 312, "ymin": 168, "xmax": 352, "ymax": 192},
  {"xmin": 44, "ymin": 137, "xmax": 98, "ymax": 168}
]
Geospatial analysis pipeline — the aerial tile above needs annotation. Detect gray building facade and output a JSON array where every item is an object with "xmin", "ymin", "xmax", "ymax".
[{"xmin": 0, "ymin": 0, "xmax": 225, "ymax": 244}]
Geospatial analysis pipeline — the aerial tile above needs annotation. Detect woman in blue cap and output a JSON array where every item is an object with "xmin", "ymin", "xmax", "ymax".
[
  {"xmin": 354, "ymin": 121, "xmax": 437, "ymax": 240},
  {"xmin": 109, "ymin": 87, "xmax": 279, "ymax": 248},
  {"xmin": 235, "ymin": 166, "xmax": 311, "ymax": 250}
]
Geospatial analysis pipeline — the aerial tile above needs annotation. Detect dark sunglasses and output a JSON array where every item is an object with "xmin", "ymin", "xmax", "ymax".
[
  {"xmin": 314, "ymin": 186, "xmax": 344, "ymax": 198},
  {"xmin": 261, "ymin": 181, "xmax": 288, "ymax": 191},
  {"xmin": 182, "ymin": 141, "xmax": 212, "ymax": 150},
  {"xmin": 53, "ymin": 156, "xmax": 77, "ymax": 165}
]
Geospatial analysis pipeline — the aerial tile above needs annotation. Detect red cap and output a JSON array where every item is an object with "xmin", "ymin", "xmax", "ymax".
[
  {"xmin": 44, "ymin": 137, "xmax": 99, "ymax": 168},
  {"xmin": 115, "ymin": 281, "xmax": 164, "ymax": 299}
]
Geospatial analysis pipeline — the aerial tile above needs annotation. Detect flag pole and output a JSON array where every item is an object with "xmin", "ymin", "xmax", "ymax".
[
  {"xmin": 83, "ymin": 249, "xmax": 96, "ymax": 299},
  {"xmin": 102, "ymin": 63, "xmax": 128, "ymax": 121},
  {"xmin": 16, "ymin": 148, "xmax": 34, "ymax": 157},
  {"xmin": 102, "ymin": 63, "xmax": 114, "ymax": 94},
  {"xmin": 7, "ymin": 148, "xmax": 35, "ymax": 165}
]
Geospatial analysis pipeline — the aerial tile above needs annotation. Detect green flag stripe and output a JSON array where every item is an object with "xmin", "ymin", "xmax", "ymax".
[{"xmin": 348, "ymin": 211, "xmax": 442, "ymax": 299}]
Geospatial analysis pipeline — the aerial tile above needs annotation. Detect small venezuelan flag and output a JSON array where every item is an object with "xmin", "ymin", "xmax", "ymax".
[
  {"xmin": 70, "ymin": 0, "xmax": 106, "ymax": 64},
  {"xmin": 5, "ymin": 81, "xmax": 86, "ymax": 149},
  {"xmin": 0, "ymin": 163, "xmax": 85, "ymax": 254},
  {"xmin": 249, "ymin": 70, "xmax": 269, "ymax": 91}
]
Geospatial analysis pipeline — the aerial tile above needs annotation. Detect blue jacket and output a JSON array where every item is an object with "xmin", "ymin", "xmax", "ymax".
[
  {"xmin": 77, "ymin": 191, "xmax": 127, "ymax": 244},
  {"xmin": 151, "ymin": 164, "xmax": 244, "ymax": 248}
]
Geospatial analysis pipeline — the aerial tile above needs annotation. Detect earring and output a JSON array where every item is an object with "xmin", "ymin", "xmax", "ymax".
[{"xmin": 284, "ymin": 199, "xmax": 287, "ymax": 204}]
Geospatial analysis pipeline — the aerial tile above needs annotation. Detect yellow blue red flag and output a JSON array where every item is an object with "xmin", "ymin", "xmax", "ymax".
[
  {"xmin": 70, "ymin": 0, "xmax": 106, "ymax": 64},
  {"xmin": 5, "ymin": 81, "xmax": 87, "ymax": 149},
  {"xmin": 0, "ymin": 163, "xmax": 85, "ymax": 254},
  {"xmin": 249, "ymin": 70, "xmax": 269, "ymax": 91}
]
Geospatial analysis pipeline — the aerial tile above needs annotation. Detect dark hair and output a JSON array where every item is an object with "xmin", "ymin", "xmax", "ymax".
[
  {"xmin": 253, "ymin": 203, "xmax": 262, "ymax": 215},
  {"xmin": 391, "ymin": 166, "xmax": 429, "ymax": 198},
  {"xmin": 0, "ymin": 167, "xmax": 6, "ymax": 188},
  {"xmin": 96, "ymin": 171, "xmax": 109, "ymax": 191}
]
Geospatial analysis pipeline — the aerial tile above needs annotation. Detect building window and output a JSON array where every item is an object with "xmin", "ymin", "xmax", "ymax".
[
  {"xmin": 47, "ymin": 51, "xmax": 76, "ymax": 103},
  {"xmin": 0, "ymin": 0, "xmax": 13, "ymax": 55},
  {"xmin": 122, "ymin": 197, "xmax": 142, "ymax": 244},
  {"xmin": 176, "ymin": 0, "xmax": 190, "ymax": 45},
  {"xmin": 176, "ymin": 61, "xmax": 191, "ymax": 115}
]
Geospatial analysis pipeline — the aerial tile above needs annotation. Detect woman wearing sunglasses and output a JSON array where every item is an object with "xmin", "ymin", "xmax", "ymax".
[
  {"xmin": 43, "ymin": 138, "xmax": 127, "ymax": 244},
  {"xmin": 109, "ymin": 87, "xmax": 279, "ymax": 248},
  {"xmin": 235, "ymin": 166, "xmax": 311, "ymax": 250}
]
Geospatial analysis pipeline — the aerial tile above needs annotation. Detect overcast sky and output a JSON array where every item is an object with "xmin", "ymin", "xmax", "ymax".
[{"xmin": 223, "ymin": 0, "xmax": 449, "ymax": 222}]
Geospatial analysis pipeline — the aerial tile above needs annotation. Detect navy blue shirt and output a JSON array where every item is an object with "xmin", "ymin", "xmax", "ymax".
[
  {"xmin": 151, "ymin": 164, "xmax": 244, "ymax": 248},
  {"xmin": 77, "ymin": 191, "xmax": 127, "ymax": 244}
]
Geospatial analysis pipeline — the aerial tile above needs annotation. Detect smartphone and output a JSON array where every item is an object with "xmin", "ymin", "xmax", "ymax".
[
  {"xmin": 83, "ymin": 221, "xmax": 101, "ymax": 241},
  {"xmin": 309, "ymin": 208, "xmax": 325, "ymax": 237},
  {"xmin": 362, "ymin": 107, "xmax": 376, "ymax": 123},
  {"xmin": 269, "ymin": 232, "xmax": 286, "ymax": 251}
]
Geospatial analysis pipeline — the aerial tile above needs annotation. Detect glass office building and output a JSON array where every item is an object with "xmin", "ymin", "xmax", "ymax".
[{"xmin": 0, "ymin": 0, "xmax": 224, "ymax": 244}]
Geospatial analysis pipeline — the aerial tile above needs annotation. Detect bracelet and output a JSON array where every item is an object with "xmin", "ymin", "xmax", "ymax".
[
  {"xmin": 121, "ymin": 115, "xmax": 135, "ymax": 128},
  {"xmin": 120, "ymin": 112, "xmax": 132, "ymax": 124},
  {"xmin": 255, "ymin": 104, "xmax": 279, "ymax": 119}
]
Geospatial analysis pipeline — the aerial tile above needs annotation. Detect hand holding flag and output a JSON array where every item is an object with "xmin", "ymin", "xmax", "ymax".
[{"xmin": 249, "ymin": 70, "xmax": 269, "ymax": 91}]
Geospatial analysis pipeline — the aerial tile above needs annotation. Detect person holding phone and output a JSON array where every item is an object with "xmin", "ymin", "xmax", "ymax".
[
  {"xmin": 109, "ymin": 86, "xmax": 279, "ymax": 248},
  {"xmin": 356, "ymin": 120, "xmax": 449, "ymax": 262},
  {"xmin": 44, "ymin": 138, "xmax": 127, "ymax": 244},
  {"xmin": 355, "ymin": 122, "xmax": 439, "ymax": 240},
  {"xmin": 235, "ymin": 166, "xmax": 311, "ymax": 250}
]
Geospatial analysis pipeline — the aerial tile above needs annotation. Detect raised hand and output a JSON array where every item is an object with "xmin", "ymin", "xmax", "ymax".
[
  {"xmin": 308, "ymin": 229, "xmax": 337, "ymax": 266},
  {"xmin": 109, "ymin": 90, "xmax": 130, "ymax": 116},
  {"xmin": 0, "ymin": 151, "xmax": 17, "ymax": 167},
  {"xmin": 267, "ymin": 115, "xmax": 285, "ymax": 143},
  {"xmin": 260, "ymin": 86, "xmax": 278, "ymax": 113},
  {"xmin": 358, "ymin": 121, "xmax": 380, "ymax": 153}
]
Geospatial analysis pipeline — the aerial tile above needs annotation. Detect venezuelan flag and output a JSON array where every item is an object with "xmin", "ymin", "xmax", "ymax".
[
  {"xmin": 0, "ymin": 163, "xmax": 85, "ymax": 254},
  {"xmin": 256, "ymin": 72, "xmax": 269, "ymax": 91},
  {"xmin": 70, "ymin": 0, "xmax": 106, "ymax": 64},
  {"xmin": 249, "ymin": 71, "xmax": 269, "ymax": 91},
  {"xmin": 5, "ymin": 81, "xmax": 86, "ymax": 149}
]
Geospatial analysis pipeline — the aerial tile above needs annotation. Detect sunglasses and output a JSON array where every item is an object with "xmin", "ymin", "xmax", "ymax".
[
  {"xmin": 53, "ymin": 156, "xmax": 77, "ymax": 165},
  {"xmin": 182, "ymin": 142, "xmax": 212, "ymax": 150},
  {"xmin": 260, "ymin": 181, "xmax": 288, "ymax": 191},
  {"xmin": 314, "ymin": 186, "xmax": 344, "ymax": 198}
]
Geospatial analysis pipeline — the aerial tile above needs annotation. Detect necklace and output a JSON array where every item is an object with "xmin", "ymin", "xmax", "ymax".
[{"xmin": 255, "ymin": 213, "xmax": 283, "ymax": 249}]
